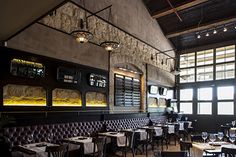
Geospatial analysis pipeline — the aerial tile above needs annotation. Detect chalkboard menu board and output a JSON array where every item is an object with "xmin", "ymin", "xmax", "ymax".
[
  {"xmin": 115, "ymin": 74, "xmax": 141, "ymax": 106},
  {"xmin": 10, "ymin": 58, "xmax": 45, "ymax": 78},
  {"xmin": 57, "ymin": 66, "xmax": 81, "ymax": 84},
  {"xmin": 89, "ymin": 73, "xmax": 107, "ymax": 88}
]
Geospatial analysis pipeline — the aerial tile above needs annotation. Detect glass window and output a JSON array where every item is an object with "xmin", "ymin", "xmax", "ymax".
[
  {"xmin": 216, "ymin": 45, "xmax": 235, "ymax": 63},
  {"xmin": 180, "ymin": 53, "xmax": 195, "ymax": 68},
  {"xmin": 197, "ymin": 49, "xmax": 213, "ymax": 66},
  {"xmin": 180, "ymin": 102, "xmax": 193, "ymax": 114},
  {"xmin": 198, "ymin": 87, "xmax": 212, "ymax": 100},
  {"xmin": 166, "ymin": 90, "xmax": 173, "ymax": 99},
  {"xmin": 217, "ymin": 86, "xmax": 234, "ymax": 100},
  {"xmin": 216, "ymin": 63, "xmax": 235, "ymax": 80},
  {"xmin": 196, "ymin": 66, "xmax": 213, "ymax": 81},
  {"xmin": 180, "ymin": 89, "xmax": 193, "ymax": 101},
  {"xmin": 198, "ymin": 102, "xmax": 212, "ymax": 115},
  {"xmin": 217, "ymin": 102, "xmax": 234, "ymax": 115},
  {"xmin": 180, "ymin": 68, "xmax": 195, "ymax": 83}
]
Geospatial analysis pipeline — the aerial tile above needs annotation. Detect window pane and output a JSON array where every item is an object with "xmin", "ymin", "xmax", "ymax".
[
  {"xmin": 217, "ymin": 86, "xmax": 234, "ymax": 100},
  {"xmin": 196, "ymin": 66, "xmax": 213, "ymax": 81},
  {"xmin": 180, "ymin": 89, "xmax": 193, "ymax": 101},
  {"xmin": 198, "ymin": 102, "xmax": 212, "ymax": 115},
  {"xmin": 180, "ymin": 102, "xmax": 193, "ymax": 114},
  {"xmin": 217, "ymin": 102, "xmax": 234, "ymax": 115},
  {"xmin": 166, "ymin": 90, "xmax": 173, "ymax": 99},
  {"xmin": 198, "ymin": 87, "xmax": 212, "ymax": 100},
  {"xmin": 216, "ymin": 63, "xmax": 235, "ymax": 80},
  {"xmin": 216, "ymin": 45, "xmax": 235, "ymax": 63},
  {"xmin": 180, "ymin": 68, "xmax": 195, "ymax": 83},
  {"xmin": 180, "ymin": 53, "xmax": 195, "ymax": 68},
  {"xmin": 197, "ymin": 49, "xmax": 213, "ymax": 66}
]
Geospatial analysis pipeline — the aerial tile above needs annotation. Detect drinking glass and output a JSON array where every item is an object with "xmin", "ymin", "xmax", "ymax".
[
  {"xmin": 27, "ymin": 134, "xmax": 34, "ymax": 143},
  {"xmin": 229, "ymin": 134, "xmax": 236, "ymax": 144},
  {"xmin": 202, "ymin": 132, "xmax": 208, "ymax": 143},
  {"xmin": 73, "ymin": 129, "xmax": 79, "ymax": 137},
  {"xmin": 185, "ymin": 117, "xmax": 188, "ymax": 121},
  {"xmin": 209, "ymin": 134, "xmax": 216, "ymax": 143},
  {"xmin": 217, "ymin": 132, "xmax": 224, "ymax": 141},
  {"xmin": 47, "ymin": 133, "xmax": 54, "ymax": 143},
  {"xmin": 232, "ymin": 121, "xmax": 236, "ymax": 127}
]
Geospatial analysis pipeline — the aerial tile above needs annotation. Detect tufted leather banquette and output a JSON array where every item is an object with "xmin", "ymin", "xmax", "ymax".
[
  {"xmin": 4, "ymin": 117, "xmax": 154, "ymax": 148},
  {"xmin": 105, "ymin": 118, "xmax": 149, "ymax": 131},
  {"xmin": 3, "ymin": 121, "xmax": 103, "ymax": 148}
]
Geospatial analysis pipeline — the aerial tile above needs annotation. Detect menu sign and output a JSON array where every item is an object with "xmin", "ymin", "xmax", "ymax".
[
  {"xmin": 57, "ymin": 66, "xmax": 81, "ymax": 84},
  {"xmin": 89, "ymin": 73, "xmax": 107, "ymax": 88},
  {"xmin": 10, "ymin": 58, "xmax": 44, "ymax": 78}
]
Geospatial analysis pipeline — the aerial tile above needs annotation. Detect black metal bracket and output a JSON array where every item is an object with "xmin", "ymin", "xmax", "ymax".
[{"xmin": 86, "ymin": 5, "xmax": 112, "ymax": 19}]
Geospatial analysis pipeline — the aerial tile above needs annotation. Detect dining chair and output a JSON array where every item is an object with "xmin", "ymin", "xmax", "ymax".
[
  {"xmin": 222, "ymin": 147, "xmax": 236, "ymax": 157},
  {"xmin": 190, "ymin": 134, "xmax": 203, "ymax": 142},
  {"xmin": 123, "ymin": 131, "xmax": 135, "ymax": 157},
  {"xmin": 179, "ymin": 138, "xmax": 192, "ymax": 157},
  {"xmin": 160, "ymin": 151, "xmax": 187, "ymax": 157},
  {"xmin": 45, "ymin": 145, "xmax": 68, "ymax": 157},
  {"xmin": 168, "ymin": 124, "xmax": 180, "ymax": 145},
  {"xmin": 91, "ymin": 136, "xmax": 107, "ymax": 157},
  {"xmin": 153, "ymin": 126, "xmax": 168, "ymax": 150}
]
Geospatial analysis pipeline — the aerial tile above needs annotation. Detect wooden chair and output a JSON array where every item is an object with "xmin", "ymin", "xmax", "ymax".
[
  {"xmin": 179, "ymin": 138, "xmax": 192, "ymax": 157},
  {"xmin": 91, "ymin": 136, "xmax": 107, "ymax": 157},
  {"xmin": 160, "ymin": 151, "xmax": 187, "ymax": 157},
  {"xmin": 45, "ymin": 145, "xmax": 68, "ymax": 157},
  {"xmin": 168, "ymin": 124, "xmax": 180, "ymax": 145},
  {"xmin": 153, "ymin": 126, "xmax": 168, "ymax": 150},
  {"xmin": 222, "ymin": 147, "xmax": 236, "ymax": 157}
]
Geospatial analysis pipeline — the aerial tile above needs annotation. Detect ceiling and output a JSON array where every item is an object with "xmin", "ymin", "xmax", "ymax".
[
  {"xmin": 143, "ymin": 0, "xmax": 236, "ymax": 51},
  {"xmin": 0, "ymin": 0, "xmax": 66, "ymax": 42}
]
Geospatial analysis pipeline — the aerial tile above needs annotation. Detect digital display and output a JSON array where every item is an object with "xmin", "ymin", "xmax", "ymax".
[
  {"xmin": 57, "ymin": 67, "xmax": 81, "ymax": 84},
  {"xmin": 89, "ymin": 73, "xmax": 107, "ymax": 88},
  {"xmin": 10, "ymin": 58, "xmax": 44, "ymax": 78},
  {"xmin": 149, "ymin": 85, "xmax": 158, "ymax": 94}
]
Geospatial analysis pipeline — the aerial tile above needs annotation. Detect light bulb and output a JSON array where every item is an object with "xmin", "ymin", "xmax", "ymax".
[
  {"xmin": 206, "ymin": 33, "xmax": 209, "ymax": 37},
  {"xmin": 223, "ymin": 27, "xmax": 227, "ymax": 32},
  {"xmin": 213, "ymin": 30, "xmax": 217, "ymax": 34},
  {"xmin": 76, "ymin": 37, "xmax": 87, "ymax": 43},
  {"xmin": 197, "ymin": 34, "xmax": 201, "ymax": 39},
  {"xmin": 105, "ymin": 46, "xmax": 113, "ymax": 52}
]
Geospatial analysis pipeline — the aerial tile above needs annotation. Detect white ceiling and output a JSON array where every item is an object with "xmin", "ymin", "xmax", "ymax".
[{"xmin": 0, "ymin": 0, "xmax": 66, "ymax": 41}]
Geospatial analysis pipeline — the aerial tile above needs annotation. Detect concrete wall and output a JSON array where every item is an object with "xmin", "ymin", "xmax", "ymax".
[{"xmin": 6, "ymin": 0, "xmax": 175, "ymax": 113}]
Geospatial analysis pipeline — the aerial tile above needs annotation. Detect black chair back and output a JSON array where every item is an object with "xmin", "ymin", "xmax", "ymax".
[
  {"xmin": 46, "ymin": 145, "xmax": 68, "ymax": 157},
  {"xmin": 179, "ymin": 139, "xmax": 192, "ymax": 157},
  {"xmin": 92, "ymin": 136, "xmax": 107, "ymax": 157},
  {"xmin": 124, "ymin": 131, "xmax": 135, "ymax": 149},
  {"xmin": 161, "ymin": 151, "xmax": 187, "ymax": 157},
  {"xmin": 191, "ymin": 134, "xmax": 203, "ymax": 142},
  {"xmin": 222, "ymin": 147, "xmax": 236, "ymax": 157}
]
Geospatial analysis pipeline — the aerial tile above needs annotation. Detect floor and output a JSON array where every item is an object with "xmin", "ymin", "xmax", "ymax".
[{"xmin": 113, "ymin": 142, "xmax": 180, "ymax": 157}]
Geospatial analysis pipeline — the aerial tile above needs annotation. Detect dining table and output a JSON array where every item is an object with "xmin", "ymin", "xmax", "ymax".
[
  {"xmin": 191, "ymin": 141, "xmax": 236, "ymax": 157},
  {"xmin": 63, "ymin": 136, "xmax": 96, "ymax": 155},
  {"xmin": 15, "ymin": 142, "xmax": 58, "ymax": 157}
]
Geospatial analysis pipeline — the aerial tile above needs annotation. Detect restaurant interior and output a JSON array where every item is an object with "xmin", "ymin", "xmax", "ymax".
[{"xmin": 1, "ymin": 0, "xmax": 236, "ymax": 157}]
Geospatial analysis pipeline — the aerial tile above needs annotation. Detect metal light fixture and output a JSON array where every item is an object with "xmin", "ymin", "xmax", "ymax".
[
  {"xmin": 71, "ymin": 19, "xmax": 93, "ymax": 43},
  {"xmin": 213, "ymin": 29, "xmax": 217, "ymax": 34},
  {"xmin": 223, "ymin": 27, "xmax": 227, "ymax": 32},
  {"xmin": 100, "ymin": 7, "xmax": 120, "ymax": 52},
  {"xmin": 100, "ymin": 41, "xmax": 120, "ymax": 52},
  {"xmin": 71, "ymin": 0, "xmax": 93, "ymax": 43}
]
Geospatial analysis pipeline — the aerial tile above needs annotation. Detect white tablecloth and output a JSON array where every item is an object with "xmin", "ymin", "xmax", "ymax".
[
  {"xmin": 18, "ymin": 142, "xmax": 56, "ymax": 157},
  {"xmin": 65, "ymin": 136, "xmax": 97, "ymax": 154},
  {"xmin": 99, "ymin": 132, "xmax": 128, "ymax": 147}
]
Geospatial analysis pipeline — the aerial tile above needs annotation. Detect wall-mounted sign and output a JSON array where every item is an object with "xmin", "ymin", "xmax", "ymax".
[
  {"xmin": 89, "ymin": 73, "xmax": 107, "ymax": 88},
  {"xmin": 57, "ymin": 66, "xmax": 81, "ymax": 84},
  {"xmin": 10, "ymin": 58, "xmax": 45, "ymax": 78}
]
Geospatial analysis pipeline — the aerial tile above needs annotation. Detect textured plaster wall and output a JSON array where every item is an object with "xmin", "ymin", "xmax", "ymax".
[{"xmin": 7, "ymin": 0, "xmax": 175, "ymax": 113}]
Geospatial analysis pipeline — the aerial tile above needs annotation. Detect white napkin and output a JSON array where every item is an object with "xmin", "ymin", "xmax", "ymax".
[
  {"xmin": 179, "ymin": 122, "xmax": 184, "ymax": 130},
  {"xmin": 154, "ymin": 127, "xmax": 163, "ymax": 136},
  {"xmin": 117, "ymin": 136, "xmax": 129, "ymax": 147},
  {"xmin": 168, "ymin": 125, "xmax": 175, "ymax": 134},
  {"xmin": 135, "ymin": 129, "xmax": 147, "ymax": 140}
]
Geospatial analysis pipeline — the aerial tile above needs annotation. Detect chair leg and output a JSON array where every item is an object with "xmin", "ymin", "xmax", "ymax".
[{"xmin": 146, "ymin": 144, "xmax": 148, "ymax": 157}]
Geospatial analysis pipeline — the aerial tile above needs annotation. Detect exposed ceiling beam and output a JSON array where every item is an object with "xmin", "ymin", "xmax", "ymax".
[
  {"xmin": 166, "ymin": 17, "xmax": 236, "ymax": 38},
  {"xmin": 152, "ymin": 0, "xmax": 209, "ymax": 19}
]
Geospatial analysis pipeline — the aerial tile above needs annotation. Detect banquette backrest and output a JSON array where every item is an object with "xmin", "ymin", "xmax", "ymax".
[
  {"xmin": 104, "ymin": 118, "xmax": 149, "ymax": 131},
  {"xmin": 3, "ymin": 120, "xmax": 103, "ymax": 148}
]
